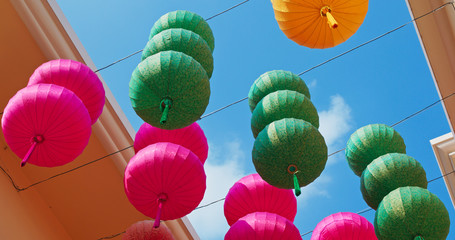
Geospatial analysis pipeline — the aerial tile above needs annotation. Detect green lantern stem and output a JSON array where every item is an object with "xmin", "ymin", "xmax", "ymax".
[
  {"xmin": 288, "ymin": 165, "xmax": 301, "ymax": 197},
  {"xmin": 160, "ymin": 98, "xmax": 173, "ymax": 125},
  {"xmin": 293, "ymin": 173, "xmax": 301, "ymax": 196},
  {"xmin": 414, "ymin": 236, "xmax": 424, "ymax": 240}
]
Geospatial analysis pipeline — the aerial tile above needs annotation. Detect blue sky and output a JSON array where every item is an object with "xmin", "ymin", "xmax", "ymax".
[{"xmin": 57, "ymin": 0, "xmax": 454, "ymax": 239}]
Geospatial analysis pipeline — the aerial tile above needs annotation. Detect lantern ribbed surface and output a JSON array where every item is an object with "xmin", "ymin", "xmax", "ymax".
[
  {"xmin": 248, "ymin": 70, "xmax": 310, "ymax": 112},
  {"xmin": 134, "ymin": 122, "xmax": 208, "ymax": 163},
  {"xmin": 345, "ymin": 124, "xmax": 406, "ymax": 176},
  {"xmin": 361, "ymin": 153, "xmax": 427, "ymax": 210},
  {"xmin": 124, "ymin": 142, "xmax": 206, "ymax": 221},
  {"xmin": 129, "ymin": 51, "xmax": 210, "ymax": 129},
  {"xmin": 253, "ymin": 118, "xmax": 327, "ymax": 189},
  {"xmin": 142, "ymin": 28, "xmax": 214, "ymax": 78},
  {"xmin": 123, "ymin": 220, "xmax": 175, "ymax": 240},
  {"xmin": 149, "ymin": 10, "xmax": 215, "ymax": 52},
  {"xmin": 251, "ymin": 90, "xmax": 318, "ymax": 138},
  {"xmin": 374, "ymin": 186, "xmax": 450, "ymax": 240},
  {"xmin": 2, "ymin": 84, "xmax": 92, "ymax": 167},
  {"xmin": 28, "ymin": 59, "xmax": 105, "ymax": 124},
  {"xmin": 271, "ymin": 0, "xmax": 369, "ymax": 49},
  {"xmin": 225, "ymin": 212, "xmax": 302, "ymax": 240},
  {"xmin": 311, "ymin": 212, "xmax": 377, "ymax": 240},
  {"xmin": 224, "ymin": 173, "xmax": 297, "ymax": 226}
]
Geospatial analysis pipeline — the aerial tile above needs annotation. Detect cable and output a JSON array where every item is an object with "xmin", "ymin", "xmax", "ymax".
[
  {"xmin": 16, "ymin": 146, "xmax": 133, "ymax": 191},
  {"xmin": 199, "ymin": 97, "xmax": 248, "ymax": 119},
  {"xmin": 92, "ymin": 0, "xmax": 252, "ymax": 74},
  {"xmin": 96, "ymin": 231, "xmax": 125, "ymax": 240},
  {"xmin": 195, "ymin": 197, "xmax": 226, "ymax": 209},
  {"xmin": 205, "ymin": 0, "xmax": 251, "ymax": 21},
  {"xmin": 298, "ymin": 1, "xmax": 453, "ymax": 76}
]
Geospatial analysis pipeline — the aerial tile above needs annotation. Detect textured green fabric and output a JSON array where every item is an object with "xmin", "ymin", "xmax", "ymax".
[
  {"xmin": 361, "ymin": 153, "xmax": 427, "ymax": 210},
  {"xmin": 251, "ymin": 90, "xmax": 318, "ymax": 138},
  {"xmin": 375, "ymin": 187, "xmax": 450, "ymax": 240},
  {"xmin": 142, "ymin": 29, "xmax": 214, "ymax": 78},
  {"xmin": 248, "ymin": 70, "xmax": 310, "ymax": 112},
  {"xmin": 252, "ymin": 118, "xmax": 327, "ymax": 189},
  {"xmin": 345, "ymin": 124, "xmax": 406, "ymax": 176},
  {"xmin": 149, "ymin": 10, "xmax": 215, "ymax": 53},
  {"xmin": 129, "ymin": 51, "xmax": 210, "ymax": 129}
]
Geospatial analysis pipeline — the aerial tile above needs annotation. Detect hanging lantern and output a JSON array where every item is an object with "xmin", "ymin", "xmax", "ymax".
[
  {"xmin": 253, "ymin": 118, "xmax": 327, "ymax": 195},
  {"xmin": 251, "ymin": 90, "xmax": 318, "ymax": 138},
  {"xmin": 271, "ymin": 0, "xmax": 369, "ymax": 49},
  {"xmin": 124, "ymin": 142, "xmax": 206, "ymax": 228},
  {"xmin": 129, "ymin": 51, "xmax": 210, "ymax": 130},
  {"xmin": 311, "ymin": 212, "xmax": 377, "ymax": 240},
  {"xmin": 149, "ymin": 10, "xmax": 215, "ymax": 53},
  {"xmin": 345, "ymin": 124, "xmax": 406, "ymax": 176},
  {"xmin": 375, "ymin": 186, "xmax": 450, "ymax": 240},
  {"xmin": 28, "ymin": 59, "xmax": 105, "ymax": 124},
  {"xmin": 2, "ymin": 84, "xmax": 92, "ymax": 167},
  {"xmin": 361, "ymin": 153, "xmax": 427, "ymax": 210},
  {"xmin": 248, "ymin": 70, "xmax": 310, "ymax": 112},
  {"xmin": 142, "ymin": 29, "xmax": 214, "ymax": 78},
  {"xmin": 123, "ymin": 220, "xmax": 175, "ymax": 240},
  {"xmin": 225, "ymin": 212, "xmax": 302, "ymax": 240},
  {"xmin": 134, "ymin": 122, "xmax": 208, "ymax": 163},
  {"xmin": 224, "ymin": 173, "xmax": 297, "ymax": 226}
]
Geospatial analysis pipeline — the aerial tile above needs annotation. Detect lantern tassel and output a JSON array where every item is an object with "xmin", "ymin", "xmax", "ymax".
[
  {"xmin": 21, "ymin": 135, "xmax": 44, "ymax": 167},
  {"xmin": 153, "ymin": 200, "xmax": 164, "ymax": 228},
  {"xmin": 160, "ymin": 98, "xmax": 173, "ymax": 125},
  {"xmin": 325, "ymin": 11, "xmax": 338, "ymax": 29},
  {"xmin": 293, "ymin": 173, "xmax": 301, "ymax": 197},
  {"xmin": 321, "ymin": 6, "xmax": 338, "ymax": 29}
]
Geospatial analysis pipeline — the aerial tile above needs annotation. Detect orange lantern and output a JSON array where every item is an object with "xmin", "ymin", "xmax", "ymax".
[{"xmin": 271, "ymin": 0, "xmax": 369, "ymax": 49}]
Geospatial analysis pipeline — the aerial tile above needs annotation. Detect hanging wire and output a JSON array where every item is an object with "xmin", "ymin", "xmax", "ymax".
[
  {"xmin": 96, "ymin": 231, "xmax": 125, "ymax": 240},
  {"xmin": 92, "ymin": 0, "xmax": 252, "ymax": 74}
]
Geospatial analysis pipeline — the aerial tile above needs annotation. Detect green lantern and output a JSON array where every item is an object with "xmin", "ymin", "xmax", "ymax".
[
  {"xmin": 248, "ymin": 70, "xmax": 310, "ymax": 112},
  {"xmin": 375, "ymin": 186, "xmax": 450, "ymax": 240},
  {"xmin": 361, "ymin": 153, "xmax": 427, "ymax": 210},
  {"xmin": 251, "ymin": 90, "xmax": 319, "ymax": 138},
  {"xmin": 142, "ymin": 29, "xmax": 214, "ymax": 78},
  {"xmin": 345, "ymin": 124, "xmax": 406, "ymax": 176},
  {"xmin": 129, "ymin": 51, "xmax": 210, "ymax": 129},
  {"xmin": 149, "ymin": 10, "xmax": 215, "ymax": 53},
  {"xmin": 252, "ymin": 118, "xmax": 327, "ymax": 195}
]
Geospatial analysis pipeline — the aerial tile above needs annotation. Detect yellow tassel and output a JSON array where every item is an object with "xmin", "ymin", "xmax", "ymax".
[{"xmin": 321, "ymin": 6, "xmax": 338, "ymax": 29}]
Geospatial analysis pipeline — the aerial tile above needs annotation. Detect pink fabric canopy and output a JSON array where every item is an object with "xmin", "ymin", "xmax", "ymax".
[
  {"xmin": 122, "ymin": 220, "xmax": 175, "ymax": 240},
  {"xmin": 311, "ymin": 212, "xmax": 377, "ymax": 240},
  {"xmin": 28, "ymin": 59, "xmax": 105, "ymax": 124},
  {"xmin": 225, "ymin": 212, "xmax": 302, "ymax": 240},
  {"xmin": 2, "ymin": 84, "xmax": 92, "ymax": 167},
  {"xmin": 224, "ymin": 173, "xmax": 297, "ymax": 226},
  {"xmin": 124, "ymin": 142, "xmax": 206, "ymax": 225},
  {"xmin": 134, "ymin": 122, "xmax": 208, "ymax": 163}
]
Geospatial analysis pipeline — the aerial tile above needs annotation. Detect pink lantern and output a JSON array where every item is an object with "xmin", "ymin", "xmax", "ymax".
[
  {"xmin": 224, "ymin": 173, "xmax": 297, "ymax": 226},
  {"xmin": 1, "ymin": 84, "xmax": 92, "ymax": 167},
  {"xmin": 311, "ymin": 212, "xmax": 377, "ymax": 240},
  {"xmin": 28, "ymin": 59, "xmax": 105, "ymax": 124},
  {"xmin": 123, "ymin": 220, "xmax": 175, "ymax": 240},
  {"xmin": 134, "ymin": 122, "xmax": 208, "ymax": 163},
  {"xmin": 225, "ymin": 212, "xmax": 302, "ymax": 240},
  {"xmin": 124, "ymin": 142, "xmax": 206, "ymax": 228}
]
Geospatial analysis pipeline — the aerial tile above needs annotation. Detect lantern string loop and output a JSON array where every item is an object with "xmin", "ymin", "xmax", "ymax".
[
  {"xmin": 160, "ymin": 98, "xmax": 173, "ymax": 124},
  {"xmin": 21, "ymin": 135, "xmax": 44, "ymax": 167}
]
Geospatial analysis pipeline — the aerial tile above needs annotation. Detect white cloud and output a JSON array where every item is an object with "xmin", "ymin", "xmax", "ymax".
[
  {"xmin": 187, "ymin": 140, "xmax": 248, "ymax": 240},
  {"xmin": 318, "ymin": 94, "xmax": 353, "ymax": 153},
  {"xmin": 308, "ymin": 79, "xmax": 317, "ymax": 89}
]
